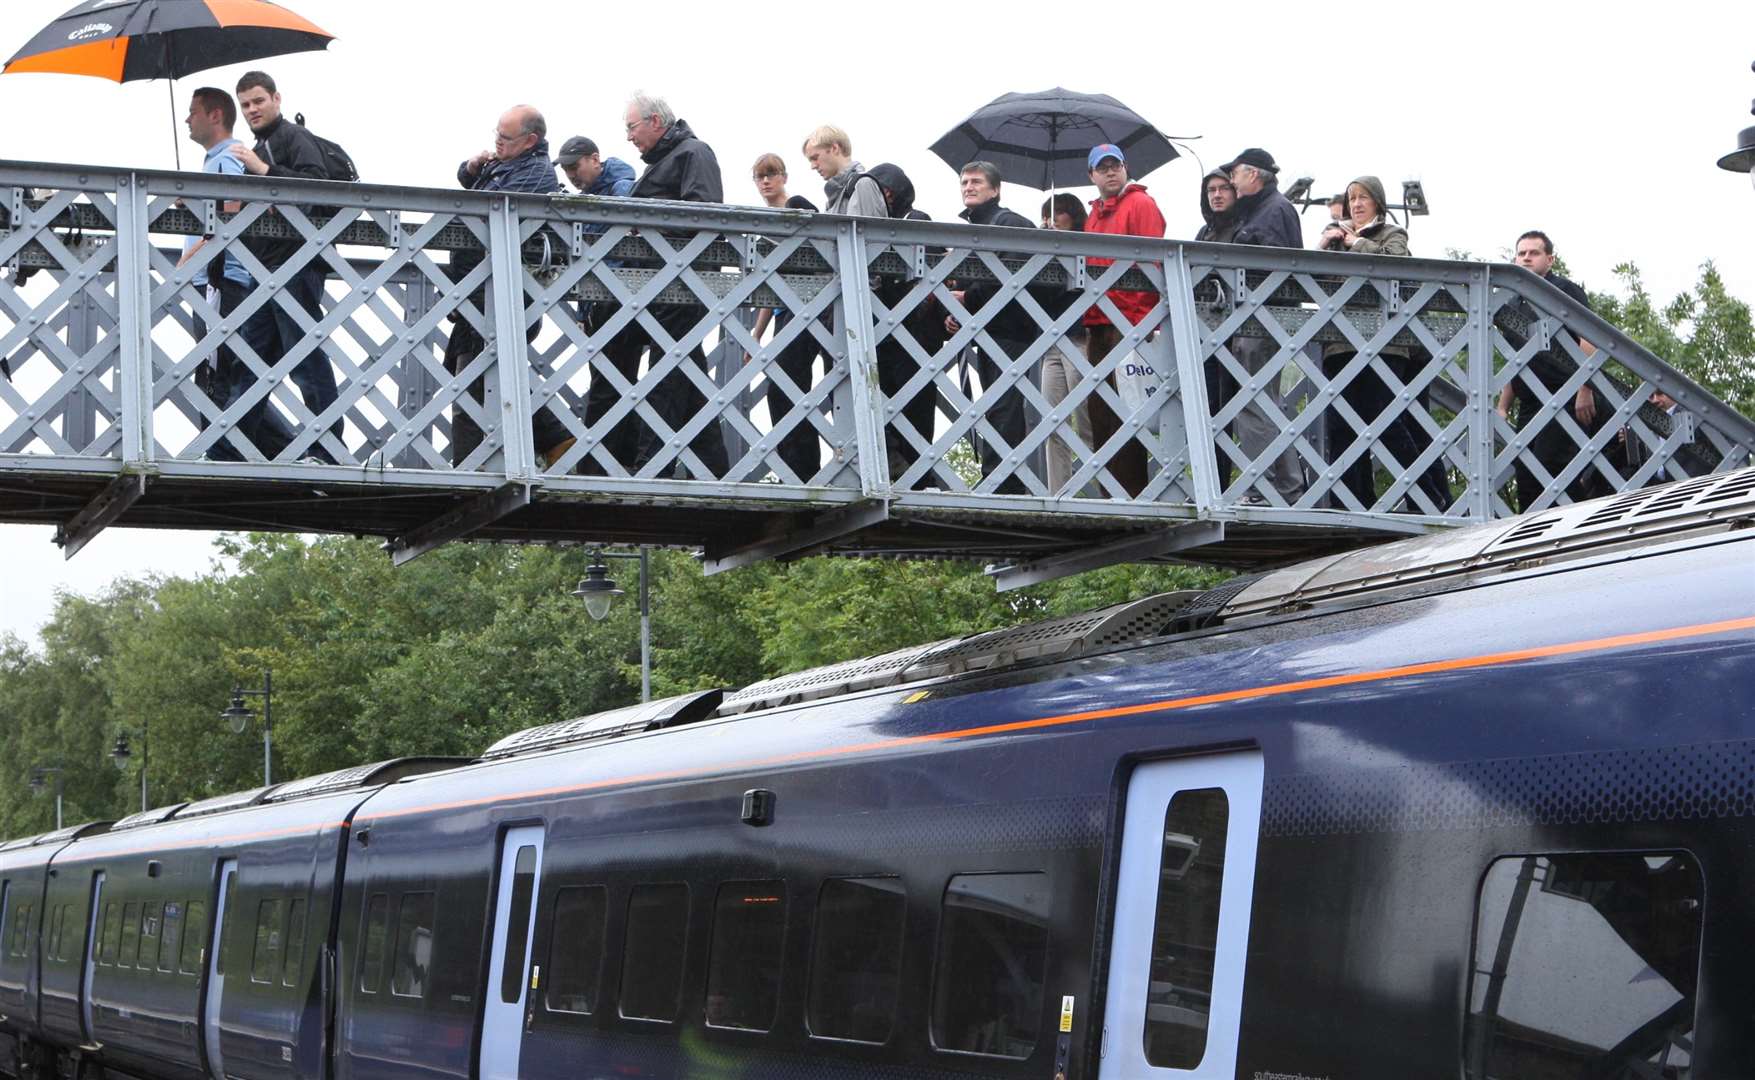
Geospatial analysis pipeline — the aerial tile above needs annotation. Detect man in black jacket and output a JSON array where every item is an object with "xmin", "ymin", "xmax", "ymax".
[
  {"xmin": 579, "ymin": 94, "xmax": 727, "ymax": 479},
  {"xmin": 443, "ymin": 105, "xmax": 577, "ymax": 469},
  {"xmin": 1216, "ymin": 148, "xmax": 1306, "ymax": 503},
  {"xmin": 953, "ymin": 161, "xmax": 1036, "ymax": 494},
  {"xmin": 230, "ymin": 70, "xmax": 342, "ymax": 464}
]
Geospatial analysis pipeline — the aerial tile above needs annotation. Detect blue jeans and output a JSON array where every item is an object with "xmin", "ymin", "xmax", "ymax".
[{"xmin": 243, "ymin": 267, "xmax": 341, "ymax": 463}]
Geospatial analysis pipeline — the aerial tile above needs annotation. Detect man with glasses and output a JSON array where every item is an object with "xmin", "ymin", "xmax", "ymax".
[
  {"xmin": 576, "ymin": 93, "xmax": 728, "ymax": 478},
  {"xmin": 446, "ymin": 105, "xmax": 574, "ymax": 469}
]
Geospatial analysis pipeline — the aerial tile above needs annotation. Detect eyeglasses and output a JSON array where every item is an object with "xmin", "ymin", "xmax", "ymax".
[
  {"xmin": 493, "ymin": 130, "xmax": 525, "ymax": 144},
  {"xmin": 752, "ymin": 172, "xmax": 782, "ymax": 181},
  {"xmin": 624, "ymin": 117, "xmax": 648, "ymax": 134}
]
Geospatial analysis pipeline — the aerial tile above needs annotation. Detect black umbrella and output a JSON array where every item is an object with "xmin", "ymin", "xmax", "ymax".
[
  {"xmin": 930, "ymin": 87, "xmax": 1182, "ymax": 191},
  {"xmin": 4, "ymin": 0, "xmax": 335, "ymax": 166}
]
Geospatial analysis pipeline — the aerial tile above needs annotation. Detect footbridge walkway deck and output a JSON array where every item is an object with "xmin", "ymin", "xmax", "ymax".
[{"xmin": 1, "ymin": 161, "xmax": 1750, "ymax": 586}]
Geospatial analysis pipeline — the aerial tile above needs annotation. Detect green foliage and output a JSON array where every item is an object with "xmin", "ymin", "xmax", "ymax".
[
  {"xmin": 0, "ymin": 531, "xmax": 1224, "ymax": 835},
  {"xmin": 1586, "ymin": 262, "xmax": 1755, "ymax": 418}
]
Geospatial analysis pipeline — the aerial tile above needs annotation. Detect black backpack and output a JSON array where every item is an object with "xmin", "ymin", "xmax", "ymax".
[{"xmin": 293, "ymin": 113, "xmax": 359, "ymax": 182}]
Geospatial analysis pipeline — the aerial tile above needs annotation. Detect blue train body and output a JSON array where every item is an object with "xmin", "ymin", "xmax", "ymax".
[{"xmin": 3, "ymin": 472, "xmax": 1752, "ymax": 1080}]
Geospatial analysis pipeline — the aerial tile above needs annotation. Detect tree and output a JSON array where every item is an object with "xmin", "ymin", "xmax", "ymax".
[{"xmin": 1587, "ymin": 261, "xmax": 1755, "ymax": 418}]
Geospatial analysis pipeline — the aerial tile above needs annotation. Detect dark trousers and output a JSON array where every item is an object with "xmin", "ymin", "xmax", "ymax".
[
  {"xmin": 1513, "ymin": 387, "xmax": 1609, "ymax": 510},
  {"xmin": 878, "ymin": 337, "xmax": 938, "ymax": 487},
  {"xmin": 1083, "ymin": 323, "xmax": 1148, "ymax": 498},
  {"xmin": 581, "ymin": 303, "xmax": 729, "ymax": 478},
  {"xmin": 1323, "ymin": 350, "xmax": 1449, "ymax": 510},
  {"xmin": 973, "ymin": 337, "xmax": 1032, "ymax": 495},
  {"xmin": 241, "ymin": 267, "xmax": 341, "ymax": 463},
  {"xmin": 199, "ymin": 277, "xmax": 297, "ymax": 461},
  {"xmin": 444, "ymin": 316, "xmax": 573, "ymax": 469},
  {"xmin": 762, "ymin": 310, "xmax": 823, "ymax": 482}
]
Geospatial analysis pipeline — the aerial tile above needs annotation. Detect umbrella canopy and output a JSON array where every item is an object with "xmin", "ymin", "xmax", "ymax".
[
  {"xmin": 5, "ymin": 0, "xmax": 333, "ymax": 82},
  {"xmin": 930, "ymin": 87, "xmax": 1180, "ymax": 190}
]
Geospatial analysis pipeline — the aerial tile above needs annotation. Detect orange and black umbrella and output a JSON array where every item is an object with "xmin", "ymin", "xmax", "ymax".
[
  {"xmin": 5, "ymin": 0, "xmax": 333, "ymax": 83},
  {"xmin": 4, "ymin": 0, "xmax": 335, "ymax": 166}
]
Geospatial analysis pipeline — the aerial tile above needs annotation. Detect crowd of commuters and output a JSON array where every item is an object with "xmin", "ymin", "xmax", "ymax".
[{"xmin": 162, "ymin": 72, "xmax": 1654, "ymax": 508}]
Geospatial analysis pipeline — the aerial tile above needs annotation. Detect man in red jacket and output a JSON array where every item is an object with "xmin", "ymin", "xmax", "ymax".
[{"xmin": 1082, "ymin": 144, "xmax": 1166, "ymax": 497}]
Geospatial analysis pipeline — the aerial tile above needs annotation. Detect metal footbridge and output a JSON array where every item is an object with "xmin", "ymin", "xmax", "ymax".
[{"xmin": 1, "ymin": 160, "xmax": 1750, "ymax": 587}]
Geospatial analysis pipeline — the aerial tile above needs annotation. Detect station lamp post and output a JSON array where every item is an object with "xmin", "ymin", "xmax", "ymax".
[
  {"xmin": 1718, "ymin": 61, "xmax": 1755, "ymax": 186},
  {"xmin": 109, "ymin": 721, "xmax": 149, "ymax": 812},
  {"xmin": 572, "ymin": 549, "xmax": 652, "ymax": 703},
  {"xmin": 27, "ymin": 765, "xmax": 64, "ymax": 830},
  {"xmin": 220, "ymin": 670, "xmax": 274, "ymax": 787}
]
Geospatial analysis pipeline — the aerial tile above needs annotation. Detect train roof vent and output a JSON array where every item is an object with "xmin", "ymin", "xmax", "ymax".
[
  {"xmin": 481, "ymin": 689, "xmax": 725, "ymax": 761},
  {"xmin": 902, "ymin": 592, "xmax": 1203, "ymax": 681},
  {"xmin": 263, "ymin": 757, "xmax": 468, "ymax": 802},
  {"xmin": 1216, "ymin": 466, "xmax": 1755, "ymax": 619},
  {"xmin": 110, "ymin": 803, "xmax": 189, "ymax": 831},
  {"xmin": 717, "ymin": 638, "xmax": 959, "ymax": 715},
  {"xmin": 177, "ymin": 785, "xmax": 278, "ymax": 819},
  {"xmin": 32, "ymin": 821, "xmax": 112, "ymax": 846},
  {"xmin": 1482, "ymin": 466, "xmax": 1755, "ymax": 559},
  {"xmin": 0, "ymin": 835, "xmax": 42, "ymax": 852}
]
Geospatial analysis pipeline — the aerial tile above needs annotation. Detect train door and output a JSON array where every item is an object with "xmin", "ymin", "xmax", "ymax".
[
  {"xmin": 203, "ymin": 860, "xmax": 237, "ymax": 1080},
  {"xmin": 79, "ymin": 872, "xmax": 104, "ymax": 1040},
  {"xmin": 478, "ymin": 827, "xmax": 545, "ymax": 1080},
  {"xmin": 1098, "ymin": 752, "xmax": 1262, "ymax": 1080}
]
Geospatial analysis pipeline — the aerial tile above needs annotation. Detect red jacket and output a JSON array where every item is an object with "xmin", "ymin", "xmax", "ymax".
[{"xmin": 1082, "ymin": 183, "xmax": 1166, "ymax": 327}]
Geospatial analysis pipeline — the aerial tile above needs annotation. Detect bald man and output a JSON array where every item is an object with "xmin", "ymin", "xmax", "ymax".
[
  {"xmin": 460, "ymin": 105, "xmax": 560, "ymax": 194},
  {"xmin": 448, "ymin": 105, "xmax": 572, "ymax": 467}
]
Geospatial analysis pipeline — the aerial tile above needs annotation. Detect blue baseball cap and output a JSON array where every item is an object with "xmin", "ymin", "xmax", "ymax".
[{"xmin": 1087, "ymin": 143, "xmax": 1125, "ymax": 170}]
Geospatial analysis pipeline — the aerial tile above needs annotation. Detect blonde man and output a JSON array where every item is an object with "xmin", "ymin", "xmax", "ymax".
[{"xmin": 803, "ymin": 125, "xmax": 885, "ymax": 216}]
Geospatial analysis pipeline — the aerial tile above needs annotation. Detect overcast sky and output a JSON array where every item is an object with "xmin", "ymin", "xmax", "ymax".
[{"xmin": 3, "ymin": 0, "xmax": 1753, "ymax": 644}]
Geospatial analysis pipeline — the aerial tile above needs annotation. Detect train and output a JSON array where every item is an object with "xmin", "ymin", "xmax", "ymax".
[{"xmin": 3, "ymin": 466, "xmax": 1753, "ymax": 1080}]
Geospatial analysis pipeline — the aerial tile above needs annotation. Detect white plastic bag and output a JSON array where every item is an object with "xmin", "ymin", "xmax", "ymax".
[{"xmin": 1113, "ymin": 350, "xmax": 1164, "ymax": 437}]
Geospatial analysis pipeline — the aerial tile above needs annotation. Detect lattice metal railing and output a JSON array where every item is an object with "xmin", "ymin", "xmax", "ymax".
[{"xmin": 1, "ymin": 160, "xmax": 1751, "ymax": 568}]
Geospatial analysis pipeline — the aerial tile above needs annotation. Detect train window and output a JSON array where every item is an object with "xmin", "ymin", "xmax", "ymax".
[
  {"xmin": 499, "ymin": 847, "xmax": 539, "ymax": 1005},
  {"xmin": 359, "ymin": 893, "xmax": 389, "ymax": 993},
  {"xmin": 808, "ymin": 877, "xmax": 906, "ymax": 1044},
  {"xmin": 391, "ymin": 893, "xmax": 436, "ymax": 999},
  {"xmin": 119, "ymin": 903, "xmax": 140, "ymax": 965},
  {"xmin": 99, "ymin": 902, "xmax": 121, "ymax": 965},
  {"xmin": 179, "ymin": 900, "xmax": 207, "ymax": 975},
  {"xmin": 12, "ymin": 903, "xmax": 33, "ymax": 957},
  {"xmin": 1463, "ymin": 852, "xmax": 1702, "ymax": 1080},
  {"xmin": 159, "ymin": 901, "xmax": 183, "ymax": 973},
  {"xmin": 251, "ymin": 898, "xmax": 284, "ymax": 984},
  {"xmin": 217, "ymin": 872, "xmax": 237, "ymax": 976},
  {"xmin": 545, "ymin": 886, "xmax": 607, "ymax": 1015},
  {"xmin": 619, "ymin": 883, "xmax": 689, "ymax": 1023},
  {"xmin": 282, "ymin": 899, "xmax": 307, "ymax": 987},
  {"xmin": 1143, "ymin": 787, "xmax": 1229, "ymax": 1069},
  {"xmin": 930, "ymin": 873, "xmax": 1051, "ymax": 1060},
  {"xmin": 137, "ymin": 902, "xmax": 163, "ymax": 970},
  {"xmin": 705, "ymin": 881, "xmax": 787, "ymax": 1032},
  {"xmin": 44, "ymin": 905, "xmax": 63, "ymax": 962}
]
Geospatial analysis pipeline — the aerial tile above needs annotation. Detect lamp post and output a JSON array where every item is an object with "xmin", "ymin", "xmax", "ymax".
[
  {"xmin": 220, "ymin": 669, "xmax": 274, "ymax": 787},
  {"xmin": 572, "ymin": 548, "xmax": 651, "ymax": 703},
  {"xmin": 109, "ymin": 721, "xmax": 149, "ymax": 812},
  {"xmin": 1717, "ymin": 61, "xmax": 1755, "ymax": 186},
  {"xmin": 28, "ymin": 766, "xmax": 64, "ymax": 830}
]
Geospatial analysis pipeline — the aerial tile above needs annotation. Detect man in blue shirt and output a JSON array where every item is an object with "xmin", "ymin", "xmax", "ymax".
[{"xmin": 177, "ymin": 87, "xmax": 295, "ymax": 462}]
